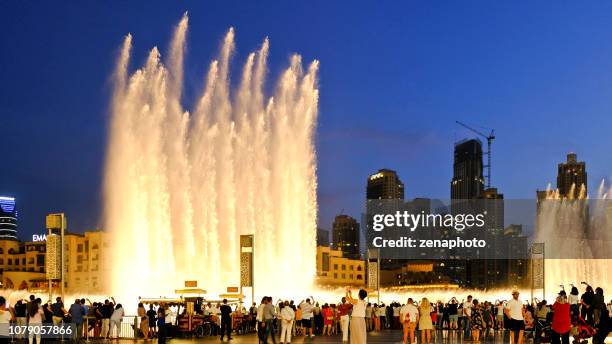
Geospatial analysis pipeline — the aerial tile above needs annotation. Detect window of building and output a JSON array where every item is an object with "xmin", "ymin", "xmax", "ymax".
[
  {"xmin": 0, "ymin": 259, "xmax": 3, "ymax": 265},
  {"xmin": 322, "ymin": 253, "xmax": 329, "ymax": 271},
  {"xmin": 15, "ymin": 259, "xmax": 19, "ymax": 266},
  {"xmin": 350, "ymin": 274, "xmax": 353, "ymax": 279},
  {"xmin": 350, "ymin": 265, "xmax": 354, "ymax": 271},
  {"xmin": 333, "ymin": 273, "xmax": 338, "ymax": 279},
  {"xmin": 341, "ymin": 273, "xmax": 346, "ymax": 279},
  {"xmin": 333, "ymin": 264, "xmax": 338, "ymax": 270},
  {"xmin": 8, "ymin": 259, "xmax": 12, "ymax": 265},
  {"xmin": 36, "ymin": 255, "xmax": 44, "ymax": 266},
  {"xmin": 77, "ymin": 255, "xmax": 83, "ymax": 264},
  {"xmin": 342, "ymin": 264, "xmax": 346, "ymax": 270},
  {"xmin": 77, "ymin": 244, "xmax": 83, "ymax": 253},
  {"xmin": 357, "ymin": 266, "xmax": 362, "ymax": 271},
  {"xmin": 21, "ymin": 258, "xmax": 25, "ymax": 265},
  {"xmin": 357, "ymin": 274, "xmax": 363, "ymax": 280}
]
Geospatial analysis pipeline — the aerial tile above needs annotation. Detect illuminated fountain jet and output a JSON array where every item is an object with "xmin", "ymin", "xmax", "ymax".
[{"xmin": 104, "ymin": 14, "xmax": 319, "ymax": 300}]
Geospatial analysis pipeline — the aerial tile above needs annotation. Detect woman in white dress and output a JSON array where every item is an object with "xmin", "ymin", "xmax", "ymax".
[
  {"xmin": 419, "ymin": 298, "xmax": 434, "ymax": 344},
  {"xmin": 347, "ymin": 288, "xmax": 368, "ymax": 344}
]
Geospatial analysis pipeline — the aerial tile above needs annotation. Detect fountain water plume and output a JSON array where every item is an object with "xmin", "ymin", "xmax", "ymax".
[
  {"xmin": 104, "ymin": 15, "xmax": 319, "ymax": 300},
  {"xmin": 535, "ymin": 181, "xmax": 612, "ymax": 298}
]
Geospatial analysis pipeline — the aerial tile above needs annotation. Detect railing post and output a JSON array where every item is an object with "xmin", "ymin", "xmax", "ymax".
[{"xmin": 134, "ymin": 316, "xmax": 138, "ymax": 340}]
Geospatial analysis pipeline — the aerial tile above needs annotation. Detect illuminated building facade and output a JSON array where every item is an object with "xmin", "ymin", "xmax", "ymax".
[
  {"xmin": 367, "ymin": 169, "xmax": 404, "ymax": 200},
  {"xmin": 0, "ymin": 196, "xmax": 18, "ymax": 240},
  {"xmin": 0, "ymin": 229, "xmax": 110, "ymax": 293},
  {"xmin": 316, "ymin": 246, "xmax": 365, "ymax": 286}
]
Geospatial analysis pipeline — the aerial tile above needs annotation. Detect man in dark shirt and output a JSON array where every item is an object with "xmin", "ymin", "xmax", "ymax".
[
  {"xmin": 96, "ymin": 299, "xmax": 114, "ymax": 338},
  {"xmin": 50, "ymin": 297, "xmax": 67, "ymax": 324},
  {"xmin": 581, "ymin": 286, "xmax": 595, "ymax": 323},
  {"xmin": 147, "ymin": 305, "xmax": 157, "ymax": 337},
  {"xmin": 219, "ymin": 299, "xmax": 233, "ymax": 341},
  {"xmin": 14, "ymin": 301, "xmax": 27, "ymax": 339}
]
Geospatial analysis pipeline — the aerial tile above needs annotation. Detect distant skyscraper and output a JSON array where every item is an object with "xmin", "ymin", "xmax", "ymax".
[
  {"xmin": 367, "ymin": 169, "xmax": 404, "ymax": 200},
  {"xmin": 317, "ymin": 228, "xmax": 330, "ymax": 247},
  {"xmin": 451, "ymin": 139, "xmax": 485, "ymax": 200},
  {"xmin": 557, "ymin": 153, "xmax": 587, "ymax": 199},
  {"xmin": 482, "ymin": 187, "xmax": 504, "ymax": 231},
  {"xmin": 0, "ymin": 196, "xmax": 18, "ymax": 240},
  {"xmin": 332, "ymin": 215, "xmax": 360, "ymax": 259},
  {"xmin": 365, "ymin": 169, "xmax": 404, "ymax": 262}
]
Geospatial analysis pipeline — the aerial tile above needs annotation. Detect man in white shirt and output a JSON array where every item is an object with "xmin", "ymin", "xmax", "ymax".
[
  {"xmin": 280, "ymin": 301, "xmax": 295, "ymax": 344},
  {"xmin": 256, "ymin": 298, "xmax": 266, "ymax": 343},
  {"xmin": 400, "ymin": 298, "xmax": 419, "ymax": 344},
  {"xmin": 463, "ymin": 295, "xmax": 473, "ymax": 337},
  {"xmin": 0, "ymin": 296, "xmax": 14, "ymax": 339},
  {"xmin": 299, "ymin": 298, "xmax": 315, "ymax": 338},
  {"xmin": 505, "ymin": 290, "xmax": 525, "ymax": 344}
]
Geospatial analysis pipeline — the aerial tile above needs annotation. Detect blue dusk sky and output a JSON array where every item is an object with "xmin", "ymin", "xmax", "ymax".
[{"xmin": 2, "ymin": 1, "xmax": 612, "ymax": 238}]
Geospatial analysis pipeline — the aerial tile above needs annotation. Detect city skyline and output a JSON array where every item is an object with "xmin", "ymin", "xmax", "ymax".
[{"xmin": 3, "ymin": 2, "xmax": 612, "ymax": 238}]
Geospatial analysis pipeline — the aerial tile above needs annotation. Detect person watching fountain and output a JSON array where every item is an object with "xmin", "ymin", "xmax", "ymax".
[
  {"xmin": 299, "ymin": 298, "xmax": 314, "ymax": 338},
  {"xmin": 419, "ymin": 298, "xmax": 434, "ymax": 344},
  {"xmin": 463, "ymin": 295, "xmax": 473, "ymax": 338},
  {"xmin": 592, "ymin": 287, "xmax": 606, "ymax": 325},
  {"xmin": 49, "ymin": 297, "xmax": 67, "ymax": 325},
  {"xmin": 280, "ymin": 300, "xmax": 294, "ymax": 344},
  {"xmin": 14, "ymin": 300, "xmax": 26, "ymax": 340},
  {"xmin": 581, "ymin": 285, "xmax": 595, "ymax": 323},
  {"xmin": 337, "ymin": 296, "xmax": 352, "ymax": 342},
  {"xmin": 400, "ymin": 298, "xmax": 419, "ymax": 344},
  {"xmin": 346, "ymin": 288, "xmax": 367, "ymax": 344},
  {"xmin": 219, "ymin": 298, "xmax": 233, "ymax": 341},
  {"xmin": 69, "ymin": 299, "xmax": 85, "ymax": 341},
  {"xmin": 505, "ymin": 290, "xmax": 526, "ymax": 344},
  {"xmin": 27, "ymin": 298, "xmax": 43, "ymax": 344},
  {"xmin": 551, "ymin": 292, "xmax": 571, "ymax": 344},
  {"xmin": 262, "ymin": 297, "xmax": 277, "ymax": 343}
]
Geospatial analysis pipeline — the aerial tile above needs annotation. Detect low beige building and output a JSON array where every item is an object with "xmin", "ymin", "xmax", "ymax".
[
  {"xmin": 0, "ymin": 230, "xmax": 110, "ymax": 294},
  {"xmin": 316, "ymin": 246, "xmax": 365, "ymax": 286}
]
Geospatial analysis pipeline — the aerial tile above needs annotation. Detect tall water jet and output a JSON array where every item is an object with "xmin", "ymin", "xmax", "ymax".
[
  {"xmin": 104, "ymin": 14, "xmax": 319, "ymax": 300},
  {"xmin": 535, "ymin": 181, "xmax": 612, "ymax": 297}
]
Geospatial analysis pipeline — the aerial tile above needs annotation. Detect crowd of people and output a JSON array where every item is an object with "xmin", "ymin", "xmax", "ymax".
[
  {"xmin": 0, "ymin": 295, "xmax": 131, "ymax": 343},
  {"xmin": 0, "ymin": 284, "xmax": 609, "ymax": 344},
  {"xmin": 220, "ymin": 284, "xmax": 611, "ymax": 344}
]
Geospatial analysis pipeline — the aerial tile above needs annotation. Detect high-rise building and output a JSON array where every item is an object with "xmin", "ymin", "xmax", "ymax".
[
  {"xmin": 557, "ymin": 153, "xmax": 587, "ymax": 199},
  {"xmin": 0, "ymin": 196, "xmax": 18, "ymax": 240},
  {"xmin": 317, "ymin": 228, "xmax": 330, "ymax": 247},
  {"xmin": 482, "ymin": 187, "xmax": 504, "ymax": 231},
  {"xmin": 451, "ymin": 139, "xmax": 485, "ymax": 200},
  {"xmin": 332, "ymin": 215, "xmax": 360, "ymax": 259},
  {"xmin": 366, "ymin": 169, "xmax": 404, "ymax": 200}
]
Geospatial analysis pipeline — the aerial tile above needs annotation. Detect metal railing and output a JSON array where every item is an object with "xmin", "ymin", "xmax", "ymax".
[{"xmin": 83, "ymin": 315, "xmax": 139, "ymax": 340}]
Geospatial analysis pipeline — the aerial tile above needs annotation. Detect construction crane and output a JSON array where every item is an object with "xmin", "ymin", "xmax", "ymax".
[{"xmin": 455, "ymin": 121, "xmax": 495, "ymax": 189}]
